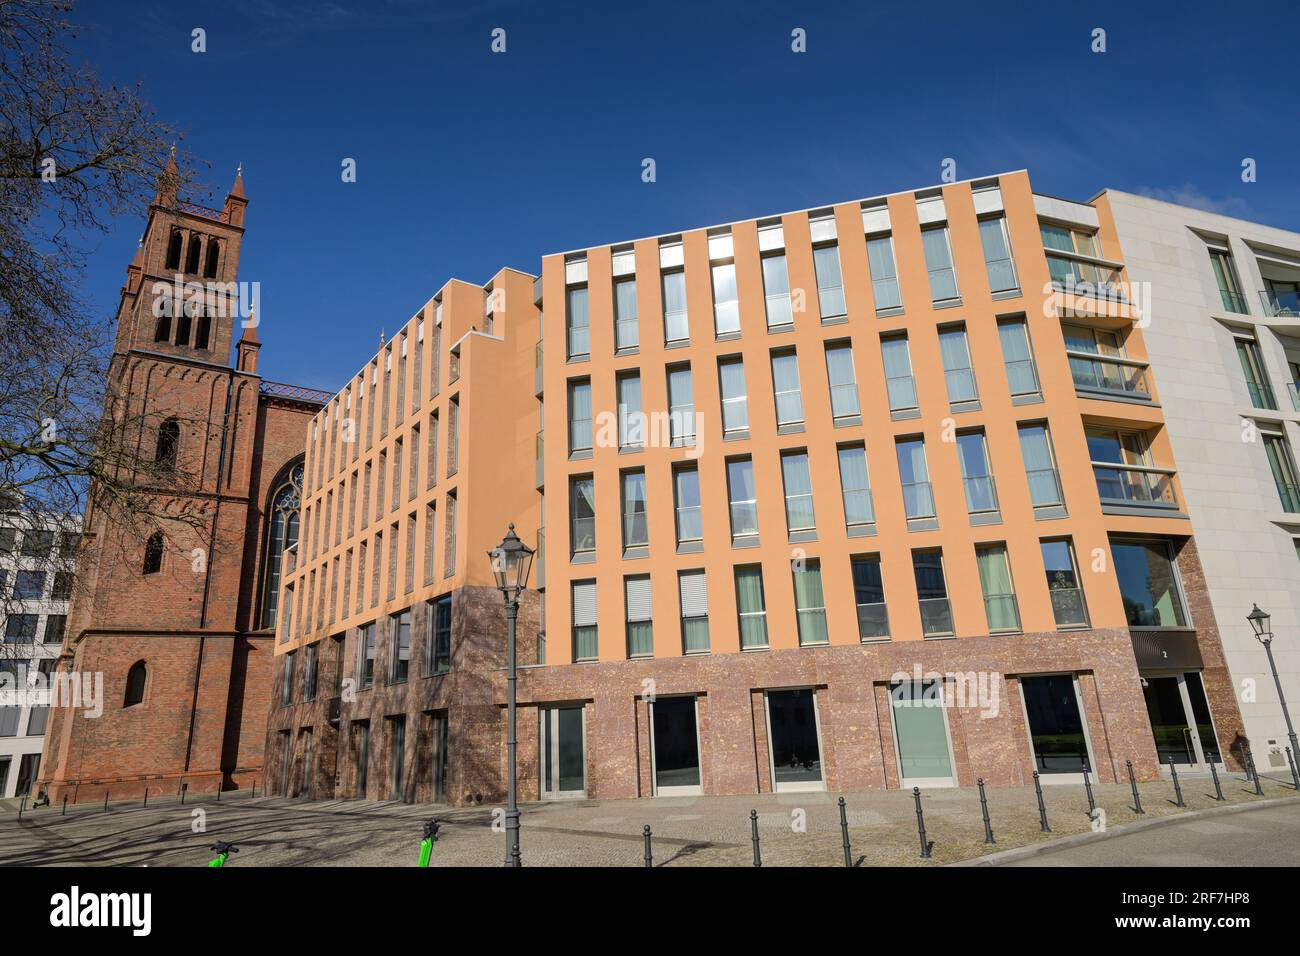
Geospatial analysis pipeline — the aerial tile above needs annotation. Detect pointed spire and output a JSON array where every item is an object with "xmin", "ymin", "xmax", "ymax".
[
  {"xmin": 154, "ymin": 144, "xmax": 180, "ymax": 207},
  {"xmin": 379, "ymin": 329, "xmax": 386, "ymax": 348},
  {"xmin": 228, "ymin": 161, "xmax": 246, "ymax": 200},
  {"xmin": 239, "ymin": 308, "xmax": 260, "ymax": 344}
]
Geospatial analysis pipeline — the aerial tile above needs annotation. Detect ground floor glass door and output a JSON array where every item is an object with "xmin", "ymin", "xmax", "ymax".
[
  {"xmin": 766, "ymin": 688, "xmax": 824, "ymax": 792},
  {"xmin": 890, "ymin": 679, "xmax": 955, "ymax": 787},
  {"xmin": 541, "ymin": 705, "xmax": 586, "ymax": 798},
  {"xmin": 651, "ymin": 696, "xmax": 701, "ymax": 795},
  {"xmin": 1142, "ymin": 672, "xmax": 1221, "ymax": 768},
  {"xmin": 1021, "ymin": 674, "xmax": 1091, "ymax": 777}
]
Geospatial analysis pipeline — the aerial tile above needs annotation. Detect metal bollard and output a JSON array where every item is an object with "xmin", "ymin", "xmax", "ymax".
[
  {"xmin": 837, "ymin": 797, "xmax": 852, "ymax": 867},
  {"xmin": 1210, "ymin": 761, "xmax": 1224, "ymax": 801},
  {"xmin": 103, "ymin": 792, "xmax": 108, "ymax": 812},
  {"xmin": 749, "ymin": 809, "xmax": 762, "ymax": 867},
  {"xmin": 977, "ymin": 778, "xmax": 995, "ymax": 844},
  {"xmin": 1127, "ymin": 760, "xmax": 1144, "ymax": 814},
  {"xmin": 143, "ymin": 787, "xmax": 149, "ymax": 808},
  {"xmin": 18, "ymin": 794, "xmax": 26, "ymax": 819},
  {"xmin": 217, "ymin": 784, "xmax": 222, "ymax": 802},
  {"xmin": 912, "ymin": 787, "xmax": 931, "ymax": 859},
  {"xmin": 1247, "ymin": 752, "xmax": 1263, "ymax": 796},
  {"xmin": 1169, "ymin": 758, "xmax": 1185, "ymax": 807},
  {"xmin": 61, "ymin": 795, "xmax": 68, "ymax": 816},
  {"xmin": 1033, "ymin": 771, "xmax": 1051, "ymax": 832},
  {"xmin": 1287, "ymin": 747, "xmax": 1300, "ymax": 790},
  {"xmin": 180, "ymin": 782, "xmax": 187, "ymax": 805},
  {"xmin": 643, "ymin": 825, "xmax": 653, "ymax": 868},
  {"xmin": 1082, "ymin": 760, "xmax": 1096, "ymax": 816}
]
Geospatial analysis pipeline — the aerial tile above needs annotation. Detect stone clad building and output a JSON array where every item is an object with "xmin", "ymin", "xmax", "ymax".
[
  {"xmin": 36, "ymin": 164, "xmax": 329, "ymax": 801},
  {"xmin": 265, "ymin": 170, "xmax": 1250, "ymax": 807}
]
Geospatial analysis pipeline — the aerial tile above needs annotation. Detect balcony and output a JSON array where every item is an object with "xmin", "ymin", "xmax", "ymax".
[
  {"xmin": 534, "ymin": 341, "xmax": 544, "ymax": 396},
  {"xmin": 535, "ymin": 431, "xmax": 544, "ymax": 489},
  {"xmin": 1092, "ymin": 462, "xmax": 1178, "ymax": 512},
  {"xmin": 1068, "ymin": 351, "xmax": 1153, "ymax": 403},
  {"xmin": 1260, "ymin": 289, "xmax": 1300, "ymax": 318},
  {"xmin": 1046, "ymin": 254, "xmax": 1128, "ymax": 301},
  {"xmin": 536, "ymin": 529, "xmax": 545, "ymax": 589}
]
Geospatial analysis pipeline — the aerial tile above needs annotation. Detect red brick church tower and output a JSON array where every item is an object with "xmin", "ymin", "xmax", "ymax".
[{"xmin": 37, "ymin": 160, "xmax": 330, "ymax": 800}]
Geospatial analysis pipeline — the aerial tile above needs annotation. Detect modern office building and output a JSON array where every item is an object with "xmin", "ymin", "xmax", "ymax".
[
  {"xmin": 0, "ymin": 513, "xmax": 78, "ymax": 799},
  {"xmin": 1100, "ymin": 192, "xmax": 1300, "ymax": 771},
  {"xmin": 267, "ymin": 170, "xmax": 1247, "ymax": 805}
]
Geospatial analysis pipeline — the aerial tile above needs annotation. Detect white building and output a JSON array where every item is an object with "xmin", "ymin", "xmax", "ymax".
[
  {"xmin": 0, "ymin": 513, "xmax": 78, "ymax": 799},
  {"xmin": 1103, "ymin": 190, "xmax": 1300, "ymax": 771}
]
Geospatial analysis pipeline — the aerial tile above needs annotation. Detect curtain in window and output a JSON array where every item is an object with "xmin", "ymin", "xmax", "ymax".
[
  {"xmin": 881, "ymin": 338, "xmax": 916, "ymax": 410},
  {"xmin": 720, "ymin": 361, "xmax": 748, "ymax": 432},
  {"xmin": 662, "ymin": 272, "xmax": 688, "ymax": 341},
  {"xmin": 679, "ymin": 571, "xmax": 709, "ymax": 653},
  {"xmin": 771, "ymin": 354, "xmax": 804, "ymax": 424},
  {"xmin": 793, "ymin": 564, "xmax": 828, "ymax": 645},
  {"xmin": 921, "ymin": 228, "xmax": 957, "ymax": 300},
  {"xmin": 625, "ymin": 577, "xmax": 653, "ymax": 657},
  {"xmin": 896, "ymin": 440, "xmax": 932, "ymax": 517},
  {"xmin": 569, "ymin": 383, "xmax": 592, "ymax": 451},
  {"xmin": 979, "ymin": 218, "xmax": 1017, "ymax": 291},
  {"xmin": 1018, "ymin": 427, "xmax": 1060, "ymax": 506},
  {"xmin": 837, "ymin": 446, "xmax": 874, "ymax": 525},
  {"xmin": 566, "ymin": 288, "xmax": 589, "ymax": 356},
  {"xmin": 813, "ymin": 246, "xmax": 845, "ymax": 317},
  {"xmin": 976, "ymin": 545, "xmax": 1019, "ymax": 631},
  {"xmin": 615, "ymin": 279, "xmax": 638, "ymax": 349},
  {"xmin": 762, "ymin": 255, "xmax": 792, "ymax": 328},
  {"xmin": 713, "ymin": 263, "xmax": 740, "ymax": 333},
  {"xmin": 867, "ymin": 238, "xmax": 901, "ymax": 309},
  {"xmin": 735, "ymin": 567, "xmax": 767, "ymax": 648},
  {"xmin": 825, "ymin": 346, "xmax": 860, "ymax": 417},
  {"xmin": 675, "ymin": 468, "xmax": 703, "ymax": 541},
  {"xmin": 622, "ymin": 472, "xmax": 648, "ymax": 546},
  {"xmin": 938, "ymin": 329, "xmax": 976, "ymax": 402},
  {"xmin": 999, "ymin": 322, "xmax": 1038, "ymax": 395},
  {"xmin": 728, "ymin": 460, "xmax": 758, "ymax": 535},
  {"xmin": 782, "ymin": 454, "xmax": 815, "ymax": 530}
]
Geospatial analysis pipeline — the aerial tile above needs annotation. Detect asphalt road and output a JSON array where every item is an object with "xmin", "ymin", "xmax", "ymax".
[{"xmin": 1006, "ymin": 801, "xmax": 1300, "ymax": 867}]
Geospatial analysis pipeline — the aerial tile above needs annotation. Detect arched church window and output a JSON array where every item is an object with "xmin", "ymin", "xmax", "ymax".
[
  {"xmin": 154, "ymin": 294, "xmax": 173, "ymax": 343},
  {"xmin": 156, "ymin": 419, "xmax": 179, "ymax": 471},
  {"xmin": 142, "ymin": 533, "xmax": 164, "ymax": 575},
  {"xmin": 260, "ymin": 462, "xmax": 304, "ymax": 630},
  {"xmin": 166, "ymin": 231, "xmax": 183, "ymax": 271},
  {"xmin": 124, "ymin": 661, "xmax": 148, "ymax": 706},
  {"xmin": 194, "ymin": 310, "xmax": 211, "ymax": 350},
  {"xmin": 185, "ymin": 234, "xmax": 202, "ymax": 274},
  {"xmin": 204, "ymin": 240, "xmax": 220, "ymax": 278}
]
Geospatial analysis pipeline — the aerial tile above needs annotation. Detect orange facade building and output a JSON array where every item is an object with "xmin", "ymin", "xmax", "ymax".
[{"xmin": 266, "ymin": 171, "xmax": 1245, "ymax": 804}]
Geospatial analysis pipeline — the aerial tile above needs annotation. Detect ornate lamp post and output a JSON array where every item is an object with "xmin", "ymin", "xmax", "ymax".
[
  {"xmin": 488, "ymin": 524, "xmax": 534, "ymax": 868},
  {"xmin": 1246, "ymin": 604, "xmax": 1300, "ymax": 775}
]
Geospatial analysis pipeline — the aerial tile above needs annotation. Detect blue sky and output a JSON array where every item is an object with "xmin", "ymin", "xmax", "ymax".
[{"xmin": 69, "ymin": 0, "xmax": 1300, "ymax": 391}]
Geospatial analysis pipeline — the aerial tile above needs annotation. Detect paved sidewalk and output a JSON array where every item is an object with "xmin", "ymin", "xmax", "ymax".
[{"xmin": 1, "ymin": 771, "xmax": 1295, "ymax": 867}]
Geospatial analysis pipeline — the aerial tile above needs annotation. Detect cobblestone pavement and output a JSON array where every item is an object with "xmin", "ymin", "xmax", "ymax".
[{"xmin": 1, "ymin": 772, "xmax": 1295, "ymax": 867}]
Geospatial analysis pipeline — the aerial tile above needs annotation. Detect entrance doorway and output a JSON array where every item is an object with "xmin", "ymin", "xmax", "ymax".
[
  {"xmin": 1142, "ymin": 672, "xmax": 1221, "ymax": 769},
  {"xmin": 540, "ymin": 705, "xmax": 586, "ymax": 799},
  {"xmin": 650, "ymin": 696, "xmax": 702, "ymax": 795},
  {"xmin": 1020, "ymin": 674, "xmax": 1094, "ymax": 782},
  {"xmin": 764, "ymin": 688, "xmax": 824, "ymax": 792}
]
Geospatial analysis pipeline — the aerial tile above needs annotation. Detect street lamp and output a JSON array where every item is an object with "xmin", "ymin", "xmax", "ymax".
[
  {"xmin": 488, "ymin": 523, "xmax": 534, "ymax": 868},
  {"xmin": 1246, "ymin": 604, "xmax": 1300, "ymax": 783}
]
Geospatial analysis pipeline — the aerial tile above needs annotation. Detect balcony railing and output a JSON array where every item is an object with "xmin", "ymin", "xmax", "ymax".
[
  {"xmin": 1048, "ymin": 586, "xmax": 1089, "ymax": 627},
  {"xmin": 1046, "ymin": 255, "xmax": 1128, "ymax": 302},
  {"xmin": 1092, "ymin": 462, "xmax": 1178, "ymax": 509},
  {"xmin": 963, "ymin": 475, "xmax": 999, "ymax": 514},
  {"xmin": 856, "ymin": 602, "xmax": 890, "ymax": 640},
  {"xmin": 919, "ymin": 597, "xmax": 954, "ymax": 636},
  {"xmin": 901, "ymin": 481, "xmax": 936, "ymax": 519},
  {"xmin": 1218, "ymin": 289, "xmax": 1250, "ymax": 314},
  {"xmin": 1245, "ymin": 379, "xmax": 1277, "ymax": 411},
  {"xmin": 1260, "ymin": 289, "xmax": 1300, "ymax": 318},
  {"xmin": 983, "ymin": 593, "xmax": 1021, "ymax": 632},
  {"xmin": 1275, "ymin": 481, "xmax": 1300, "ymax": 515},
  {"xmin": 1067, "ymin": 351, "xmax": 1152, "ymax": 400}
]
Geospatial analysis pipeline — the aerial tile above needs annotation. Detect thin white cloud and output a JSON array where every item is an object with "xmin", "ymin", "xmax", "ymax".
[{"xmin": 1135, "ymin": 183, "xmax": 1253, "ymax": 218}]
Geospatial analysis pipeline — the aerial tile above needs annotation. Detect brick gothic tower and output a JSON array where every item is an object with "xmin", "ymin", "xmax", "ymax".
[{"xmin": 37, "ymin": 162, "xmax": 330, "ymax": 800}]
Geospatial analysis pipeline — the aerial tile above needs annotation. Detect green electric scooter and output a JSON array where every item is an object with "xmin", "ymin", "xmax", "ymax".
[
  {"xmin": 207, "ymin": 841, "xmax": 238, "ymax": 867},
  {"xmin": 418, "ymin": 820, "xmax": 440, "ymax": 866}
]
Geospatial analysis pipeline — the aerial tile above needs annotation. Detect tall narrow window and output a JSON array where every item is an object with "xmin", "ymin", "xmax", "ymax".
[
  {"xmin": 1109, "ymin": 538, "xmax": 1187, "ymax": 627},
  {"xmin": 621, "ymin": 470, "xmax": 648, "ymax": 551},
  {"xmin": 1235, "ymin": 333, "xmax": 1277, "ymax": 410},
  {"xmin": 1018, "ymin": 423, "xmax": 1064, "ymax": 511},
  {"xmin": 625, "ymin": 575, "xmax": 653, "ymax": 658},
  {"xmin": 718, "ymin": 357, "xmax": 749, "ymax": 436},
  {"xmin": 712, "ymin": 262, "xmax": 741, "ymax": 336},
  {"xmin": 896, "ymin": 438, "xmax": 935, "ymax": 521},
  {"xmin": 956, "ymin": 431, "xmax": 998, "ymax": 515},
  {"xmin": 838, "ymin": 444, "xmax": 875, "ymax": 532},
  {"xmin": 781, "ymin": 451, "xmax": 816, "ymax": 535},
  {"xmin": 771, "ymin": 351, "xmax": 804, "ymax": 428},
  {"xmin": 446, "ymin": 397, "xmax": 459, "ymax": 477},
  {"xmin": 388, "ymin": 609, "xmax": 410, "ymax": 683},
  {"xmin": 282, "ymin": 652, "xmax": 297, "ymax": 707},
  {"xmin": 1208, "ymin": 247, "xmax": 1248, "ymax": 314},
  {"xmin": 939, "ymin": 326, "xmax": 978, "ymax": 405},
  {"xmin": 153, "ymin": 295, "xmax": 173, "ymax": 342},
  {"xmin": 792, "ymin": 560, "xmax": 828, "ymax": 645},
  {"xmin": 998, "ymin": 319, "xmax": 1041, "ymax": 401},
  {"xmin": 824, "ymin": 343, "xmax": 861, "ymax": 423},
  {"xmin": 428, "ymin": 595, "xmax": 452, "ymax": 675},
  {"xmin": 570, "ymin": 477, "xmax": 596, "ymax": 557},
  {"xmin": 143, "ymin": 532, "xmax": 164, "ymax": 575},
  {"xmin": 673, "ymin": 464, "xmax": 703, "ymax": 546},
  {"xmin": 735, "ymin": 565, "xmax": 768, "ymax": 649},
  {"xmin": 614, "ymin": 277, "xmax": 638, "ymax": 351},
  {"xmin": 727, "ymin": 458, "xmax": 759, "ymax": 542},
  {"xmin": 667, "ymin": 365, "xmax": 695, "ymax": 446},
  {"xmin": 881, "ymin": 336, "xmax": 918, "ymax": 414},
  {"xmin": 662, "ymin": 270, "xmax": 688, "ymax": 344},
  {"xmin": 572, "ymin": 580, "xmax": 598, "ymax": 662},
  {"xmin": 976, "ymin": 543, "xmax": 1020, "ymax": 632},
  {"xmin": 566, "ymin": 286, "xmax": 590, "ymax": 359},
  {"xmin": 617, "ymin": 371, "xmax": 643, "ymax": 450},
  {"xmin": 261, "ymin": 464, "xmax": 304, "ymax": 629},
  {"xmin": 1041, "ymin": 538, "xmax": 1089, "ymax": 627},
  {"xmin": 761, "ymin": 254, "xmax": 792, "ymax": 330},
  {"xmin": 194, "ymin": 311, "xmax": 211, "ymax": 350},
  {"xmin": 1262, "ymin": 433, "xmax": 1300, "ymax": 513},
  {"xmin": 679, "ymin": 570, "xmax": 709, "ymax": 654},
  {"xmin": 979, "ymin": 216, "xmax": 1018, "ymax": 294},
  {"xmin": 921, "ymin": 226, "xmax": 958, "ymax": 303},
  {"xmin": 568, "ymin": 379, "xmax": 592, "ymax": 455},
  {"xmin": 124, "ymin": 661, "xmax": 147, "ymax": 706},
  {"xmin": 156, "ymin": 419, "xmax": 180, "ymax": 471},
  {"xmin": 442, "ymin": 492, "xmax": 457, "ymax": 575},
  {"xmin": 165, "ymin": 231, "xmax": 182, "ymax": 271},
  {"xmin": 358, "ymin": 622, "xmax": 376, "ymax": 690},
  {"xmin": 913, "ymin": 551, "xmax": 954, "ymax": 637},
  {"xmin": 866, "ymin": 236, "xmax": 902, "ymax": 312},
  {"xmin": 813, "ymin": 244, "xmax": 846, "ymax": 320},
  {"xmin": 185, "ymin": 235, "xmax": 202, "ymax": 274},
  {"xmin": 852, "ymin": 554, "xmax": 889, "ymax": 640}
]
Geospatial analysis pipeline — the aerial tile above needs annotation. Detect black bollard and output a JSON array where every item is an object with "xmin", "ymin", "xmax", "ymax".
[
  {"xmin": 1033, "ymin": 771, "xmax": 1051, "ymax": 832},
  {"xmin": 1287, "ymin": 747, "xmax": 1300, "ymax": 790},
  {"xmin": 1210, "ymin": 761, "xmax": 1224, "ymax": 801},
  {"xmin": 1082, "ymin": 760, "xmax": 1096, "ymax": 816},
  {"xmin": 61, "ymin": 795, "xmax": 67, "ymax": 816},
  {"xmin": 912, "ymin": 787, "xmax": 931, "ymax": 859},
  {"xmin": 103, "ymin": 791, "xmax": 108, "ymax": 812},
  {"xmin": 18, "ymin": 794, "xmax": 25, "ymax": 819},
  {"xmin": 643, "ymin": 825, "xmax": 653, "ymax": 868},
  {"xmin": 143, "ymin": 787, "xmax": 149, "ymax": 808},
  {"xmin": 180, "ymin": 782, "xmax": 187, "ymax": 805},
  {"xmin": 1169, "ymin": 758, "xmax": 1185, "ymax": 807},
  {"xmin": 1126, "ymin": 760, "xmax": 1144, "ymax": 814},
  {"xmin": 749, "ymin": 809, "xmax": 762, "ymax": 867},
  {"xmin": 837, "ymin": 797, "xmax": 852, "ymax": 867},
  {"xmin": 977, "ymin": 778, "xmax": 995, "ymax": 844},
  {"xmin": 1247, "ymin": 752, "xmax": 1263, "ymax": 796},
  {"xmin": 217, "ymin": 784, "xmax": 222, "ymax": 802}
]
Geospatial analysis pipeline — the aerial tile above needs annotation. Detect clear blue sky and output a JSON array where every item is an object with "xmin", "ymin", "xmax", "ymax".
[{"xmin": 69, "ymin": 0, "xmax": 1300, "ymax": 391}]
